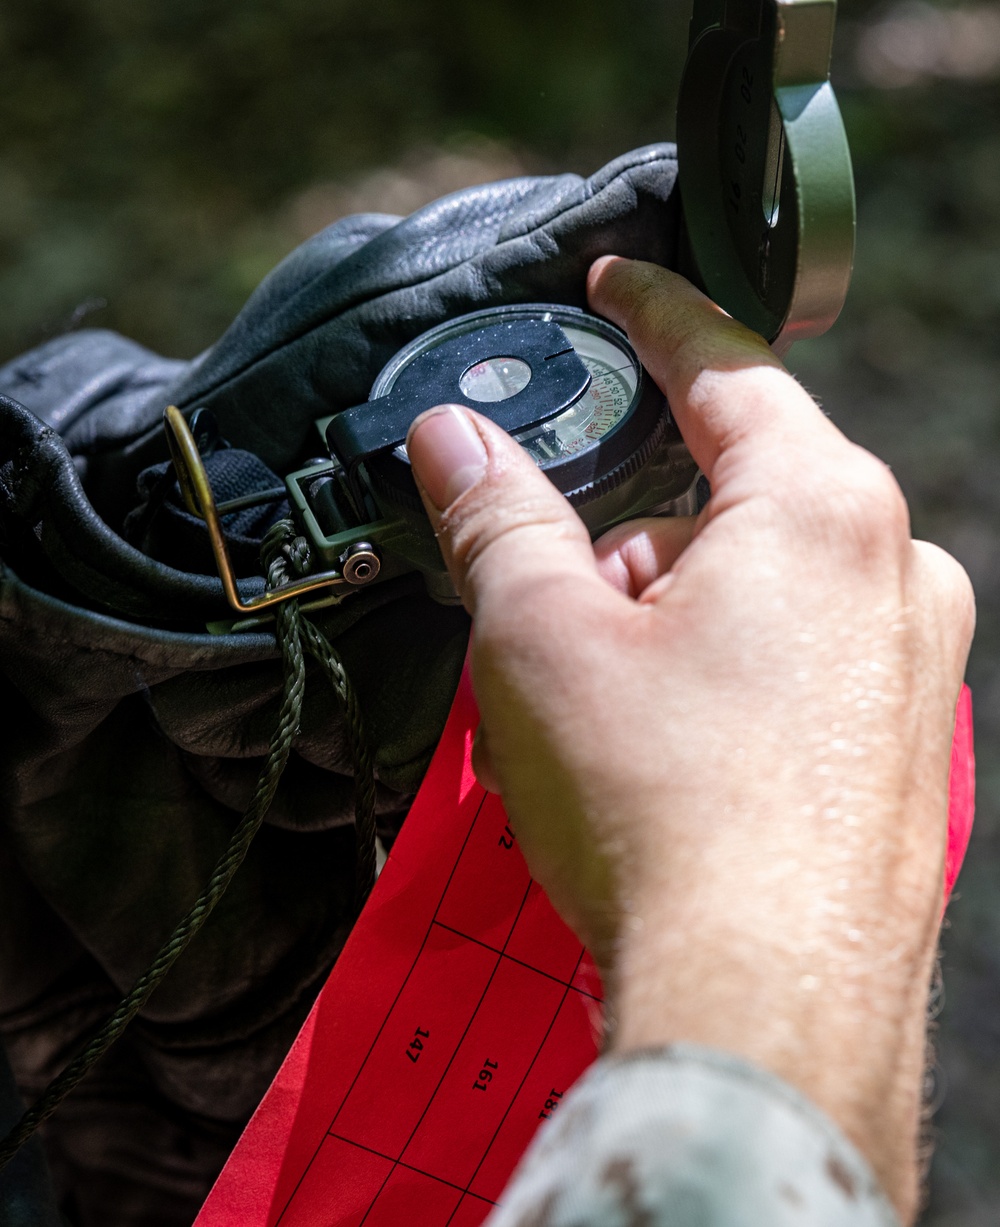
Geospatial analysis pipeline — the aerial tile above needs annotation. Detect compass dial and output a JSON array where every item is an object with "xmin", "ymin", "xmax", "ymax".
[
  {"xmin": 515, "ymin": 322, "xmax": 639, "ymax": 464},
  {"xmin": 367, "ymin": 303, "xmax": 667, "ymax": 508}
]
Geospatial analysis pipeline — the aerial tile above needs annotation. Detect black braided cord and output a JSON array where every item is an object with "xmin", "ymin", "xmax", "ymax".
[
  {"xmin": 260, "ymin": 518, "xmax": 379, "ymax": 910},
  {"xmin": 300, "ymin": 617, "xmax": 379, "ymax": 908}
]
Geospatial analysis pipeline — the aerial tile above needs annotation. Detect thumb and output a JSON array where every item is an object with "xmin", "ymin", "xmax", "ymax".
[{"xmin": 405, "ymin": 404, "xmax": 600, "ymax": 616}]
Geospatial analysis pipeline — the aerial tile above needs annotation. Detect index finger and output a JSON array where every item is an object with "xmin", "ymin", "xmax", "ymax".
[{"xmin": 586, "ymin": 256, "xmax": 843, "ymax": 485}]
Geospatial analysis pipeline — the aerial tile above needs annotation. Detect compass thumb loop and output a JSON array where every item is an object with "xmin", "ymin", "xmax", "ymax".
[
  {"xmin": 407, "ymin": 405, "xmax": 488, "ymax": 512},
  {"xmin": 408, "ymin": 406, "xmax": 599, "ymax": 614}
]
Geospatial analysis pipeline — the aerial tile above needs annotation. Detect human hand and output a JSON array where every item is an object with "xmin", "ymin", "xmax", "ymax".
[{"xmin": 405, "ymin": 257, "xmax": 974, "ymax": 1222}]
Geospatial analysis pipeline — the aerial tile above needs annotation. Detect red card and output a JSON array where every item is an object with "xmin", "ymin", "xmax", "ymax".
[
  {"xmin": 195, "ymin": 676, "xmax": 974, "ymax": 1227},
  {"xmin": 194, "ymin": 667, "xmax": 602, "ymax": 1227},
  {"xmin": 944, "ymin": 684, "xmax": 975, "ymax": 903}
]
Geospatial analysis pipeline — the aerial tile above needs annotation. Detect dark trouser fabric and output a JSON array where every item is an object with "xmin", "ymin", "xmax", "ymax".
[{"xmin": 0, "ymin": 144, "xmax": 679, "ymax": 1224}]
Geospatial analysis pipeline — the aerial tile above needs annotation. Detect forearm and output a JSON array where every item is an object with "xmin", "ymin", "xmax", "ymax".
[
  {"xmin": 602, "ymin": 686, "xmax": 955, "ymax": 1221},
  {"xmin": 609, "ymin": 877, "xmax": 936, "ymax": 1222}
]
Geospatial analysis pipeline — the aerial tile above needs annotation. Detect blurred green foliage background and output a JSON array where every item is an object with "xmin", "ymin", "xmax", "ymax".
[
  {"xmin": 2, "ymin": 0, "xmax": 999, "ymax": 1221},
  {"xmin": 0, "ymin": 0, "xmax": 693, "ymax": 358}
]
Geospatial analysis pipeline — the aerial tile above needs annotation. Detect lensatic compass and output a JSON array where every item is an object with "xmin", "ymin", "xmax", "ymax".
[{"xmin": 164, "ymin": 0, "xmax": 855, "ymax": 626}]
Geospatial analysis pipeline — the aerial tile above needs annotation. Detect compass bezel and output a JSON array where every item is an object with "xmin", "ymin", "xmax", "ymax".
[{"xmin": 363, "ymin": 304, "xmax": 667, "ymax": 511}]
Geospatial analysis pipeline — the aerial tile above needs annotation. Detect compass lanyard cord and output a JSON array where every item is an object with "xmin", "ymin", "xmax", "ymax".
[{"xmin": 0, "ymin": 518, "xmax": 378, "ymax": 1173}]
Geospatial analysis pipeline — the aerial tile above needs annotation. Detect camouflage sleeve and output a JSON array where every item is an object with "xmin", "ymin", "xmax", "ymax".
[{"xmin": 488, "ymin": 1044, "xmax": 901, "ymax": 1227}]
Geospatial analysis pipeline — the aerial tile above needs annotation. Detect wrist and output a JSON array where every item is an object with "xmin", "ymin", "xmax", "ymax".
[{"xmin": 604, "ymin": 863, "xmax": 939, "ymax": 1224}]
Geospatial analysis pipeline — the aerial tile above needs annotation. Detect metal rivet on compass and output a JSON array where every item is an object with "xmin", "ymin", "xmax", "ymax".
[{"xmin": 341, "ymin": 543, "xmax": 381, "ymax": 585}]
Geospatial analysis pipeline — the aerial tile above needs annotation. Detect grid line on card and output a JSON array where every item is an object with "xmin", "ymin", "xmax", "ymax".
[
  {"xmin": 444, "ymin": 949, "xmax": 587, "ymax": 1227},
  {"xmin": 274, "ymin": 787, "xmax": 490, "ymax": 1226},
  {"xmin": 432, "ymin": 921, "xmax": 603, "ymax": 1003},
  {"xmin": 358, "ymin": 880, "xmax": 535, "ymax": 1226},
  {"xmin": 326, "ymin": 1134, "xmax": 497, "ymax": 1207}
]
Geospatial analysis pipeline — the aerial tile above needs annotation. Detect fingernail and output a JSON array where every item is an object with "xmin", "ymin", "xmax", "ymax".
[{"xmin": 407, "ymin": 405, "xmax": 488, "ymax": 511}]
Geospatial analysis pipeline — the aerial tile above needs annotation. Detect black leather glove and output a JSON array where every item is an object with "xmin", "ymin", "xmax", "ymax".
[{"xmin": 0, "ymin": 144, "xmax": 678, "ymax": 1226}]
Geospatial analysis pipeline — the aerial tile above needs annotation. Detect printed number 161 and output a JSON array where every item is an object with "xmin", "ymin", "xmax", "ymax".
[{"xmin": 473, "ymin": 1058, "xmax": 498, "ymax": 1091}]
